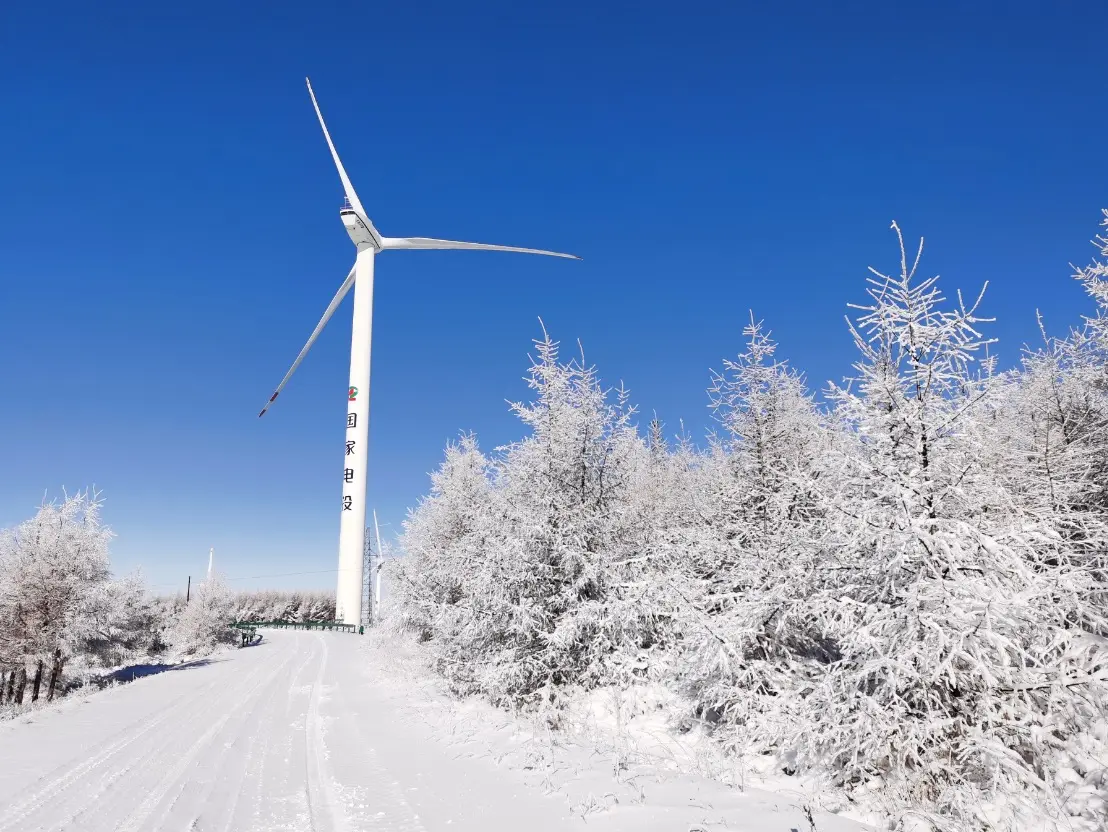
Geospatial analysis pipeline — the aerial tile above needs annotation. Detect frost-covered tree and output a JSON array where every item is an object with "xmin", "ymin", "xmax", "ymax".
[
  {"xmin": 296, "ymin": 591, "xmax": 337, "ymax": 622},
  {"xmin": 695, "ymin": 313, "xmax": 826, "ymax": 589},
  {"xmin": 391, "ymin": 214, "xmax": 1108, "ymax": 830},
  {"xmin": 396, "ymin": 329, "xmax": 671, "ymax": 711},
  {"xmin": 69, "ymin": 570, "xmax": 166, "ymax": 672},
  {"xmin": 482, "ymin": 332, "xmax": 662, "ymax": 707},
  {"xmin": 1061, "ymin": 208, "xmax": 1108, "ymax": 521},
  {"xmin": 230, "ymin": 589, "xmax": 335, "ymax": 623},
  {"xmin": 391, "ymin": 433, "xmax": 496, "ymax": 644},
  {"xmin": 991, "ymin": 324, "xmax": 1108, "ymax": 575},
  {"xmin": 172, "ymin": 573, "xmax": 237, "ymax": 657},
  {"xmin": 676, "ymin": 314, "xmax": 830, "ymax": 746},
  {"xmin": 0, "ymin": 491, "xmax": 113, "ymax": 702},
  {"xmin": 149, "ymin": 593, "xmax": 187, "ymax": 651},
  {"xmin": 792, "ymin": 224, "xmax": 1108, "ymax": 828},
  {"xmin": 1074, "ymin": 208, "xmax": 1108, "ymax": 354}
]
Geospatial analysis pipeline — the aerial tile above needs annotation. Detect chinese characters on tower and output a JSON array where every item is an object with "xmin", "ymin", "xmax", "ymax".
[{"xmin": 343, "ymin": 385, "xmax": 359, "ymax": 512}]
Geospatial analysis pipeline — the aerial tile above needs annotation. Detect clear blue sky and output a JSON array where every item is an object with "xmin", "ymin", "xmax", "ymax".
[{"xmin": 1, "ymin": 1, "xmax": 1104, "ymax": 594}]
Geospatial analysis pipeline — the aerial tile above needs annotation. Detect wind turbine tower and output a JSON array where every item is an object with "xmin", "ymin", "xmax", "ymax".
[
  {"xmin": 260, "ymin": 79, "xmax": 578, "ymax": 625},
  {"xmin": 207, "ymin": 547, "xmax": 213, "ymax": 580}
]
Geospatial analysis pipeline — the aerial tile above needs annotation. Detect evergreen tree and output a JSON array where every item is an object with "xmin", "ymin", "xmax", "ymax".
[
  {"xmin": 798, "ymin": 224, "xmax": 1107, "ymax": 827},
  {"xmin": 677, "ymin": 314, "xmax": 828, "ymax": 751}
]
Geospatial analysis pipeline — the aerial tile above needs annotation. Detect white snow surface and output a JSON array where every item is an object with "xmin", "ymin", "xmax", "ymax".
[{"xmin": 0, "ymin": 629, "xmax": 875, "ymax": 831}]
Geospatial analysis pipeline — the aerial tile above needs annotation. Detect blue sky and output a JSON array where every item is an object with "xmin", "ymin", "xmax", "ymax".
[{"xmin": 1, "ymin": 1, "xmax": 1105, "ymax": 594}]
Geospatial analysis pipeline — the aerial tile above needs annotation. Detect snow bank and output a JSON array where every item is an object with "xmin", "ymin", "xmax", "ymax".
[{"xmin": 360, "ymin": 627, "xmax": 878, "ymax": 831}]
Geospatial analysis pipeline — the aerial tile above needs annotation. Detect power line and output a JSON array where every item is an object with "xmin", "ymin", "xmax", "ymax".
[
  {"xmin": 150, "ymin": 568, "xmax": 345, "ymax": 589},
  {"xmin": 224, "ymin": 567, "xmax": 372, "ymax": 582},
  {"xmin": 150, "ymin": 558, "xmax": 398, "ymax": 590}
]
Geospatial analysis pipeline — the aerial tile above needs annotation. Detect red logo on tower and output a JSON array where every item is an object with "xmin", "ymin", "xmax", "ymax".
[{"xmin": 348, "ymin": 386, "xmax": 358, "ymax": 402}]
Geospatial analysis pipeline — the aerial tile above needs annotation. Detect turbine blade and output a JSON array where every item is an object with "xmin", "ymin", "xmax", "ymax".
[
  {"xmin": 379, "ymin": 236, "xmax": 579, "ymax": 260},
  {"xmin": 305, "ymin": 78, "xmax": 381, "ymax": 238},
  {"xmin": 258, "ymin": 264, "xmax": 357, "ymax": 418}
]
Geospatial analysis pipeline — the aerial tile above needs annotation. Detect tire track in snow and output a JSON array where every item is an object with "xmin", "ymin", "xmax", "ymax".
[
  {"xmin": 40, "ymin": 654, "xmax": 278, "ymax": 832},
  {"xmin": 238, "ymin": 629, "xmax": 316, "ymax": 832},
  {"xmin": 170, "ymin": 654, "xmax": 291, "ymax": 832},
  {"xmin": 219, "ymin": 633, "xmax": 318, "ymax": 832},
  {"xmin": 305, "ymin": 633, "xmax": 346, "ymax": 832},
  {"xmin": 114, "ymin": 649, "xmax": 298, "ymax": 832},
  {"xmin": 0, "ymin": 668, "xmax": 235, "ymax": 832},
  {"xmin": 39, "ymin": 669, "xmax": 261, "ymax": 832}
]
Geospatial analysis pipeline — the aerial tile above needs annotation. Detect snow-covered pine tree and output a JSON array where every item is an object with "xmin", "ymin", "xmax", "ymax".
[
  {"xmin": 1074, "ymin": 208, "xmax": 1108, "ymax": 354},
  {"xmin": 676, "ymin": 313, "xmax": 828, "ymax": 751},
  {"xmin": 392, "ymin": 432, "xmax": 497, "ymax": 652},
  {"xmin": 397, "ymin": 329, "xmax": 668, "ymax": 712},
  {"xmin": 991, "ymin": 321, "xmax": 1108, "ymax": 580},
  {"xmin": 1067, "ymin": 208, "xmax": 1108, "ymax": 521},
  {"xmin": 301, "ymin": 591, "xmax": 336, "ymax": 622},
  {"xmin": 480, "ymin": 330, "xmax": 662, "ymax": 710},
  {"xmin": 796, "ymin": 223, "xmax": 1108, "ymax": 829}
]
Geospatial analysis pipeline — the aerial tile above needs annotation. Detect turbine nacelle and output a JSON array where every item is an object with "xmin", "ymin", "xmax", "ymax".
[{"xmin": 340, "ymin": 201, "xmax": 381, "ymax": 250}]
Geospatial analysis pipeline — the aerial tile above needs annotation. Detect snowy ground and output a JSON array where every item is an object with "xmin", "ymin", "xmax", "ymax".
[{"xmin": 0, "ymin": 629, "xmax": 876, "ymax": 831}]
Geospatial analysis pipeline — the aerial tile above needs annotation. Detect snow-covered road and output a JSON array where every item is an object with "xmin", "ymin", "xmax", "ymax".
[
  {"xmin": 0, "ymin": 630, "xmax": 583, "ymax": 831},
  {"xmin": 0, "ymin": 630, "xmax": 874, "ymax": 832}
]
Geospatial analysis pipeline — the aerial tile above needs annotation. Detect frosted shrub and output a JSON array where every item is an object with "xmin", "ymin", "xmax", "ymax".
[{"xmin": 172, "ymin": 573, "xmax": 237, "ymax": 657}]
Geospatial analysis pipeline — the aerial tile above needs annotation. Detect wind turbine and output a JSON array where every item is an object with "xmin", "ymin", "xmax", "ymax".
[{"xmin": 259, "ymin": 79, "xmax": 578, "ymax": 626}]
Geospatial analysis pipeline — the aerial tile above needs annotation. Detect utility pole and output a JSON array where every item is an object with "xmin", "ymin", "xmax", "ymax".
[{"xmin": 186, "ymin": 575, "xmax": 191, "ymax": 604}]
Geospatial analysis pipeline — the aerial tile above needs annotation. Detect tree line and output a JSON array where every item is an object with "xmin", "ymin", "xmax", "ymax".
[
  {"xmin": 0, "ymin": 497, "xmax": 337, "ymax": 708},
  {"xmin": 390, "ymin": 213, "xmax": 1108, "ymax": 831}
]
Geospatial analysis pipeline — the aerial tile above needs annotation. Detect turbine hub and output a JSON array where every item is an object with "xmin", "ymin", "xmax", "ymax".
[{"xmin": 341, "ymin": 208, "xmax": 379, "ymax": 250}]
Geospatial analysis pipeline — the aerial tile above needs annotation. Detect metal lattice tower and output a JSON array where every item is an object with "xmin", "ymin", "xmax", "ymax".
[{"xmin": 360, "ymin": 526, "xmax": 373, "ymax": 628}]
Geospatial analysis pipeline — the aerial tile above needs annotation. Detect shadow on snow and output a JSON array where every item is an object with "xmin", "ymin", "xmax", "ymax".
[
  {"xmin": 96, "ymin": 634, "xmax": 266, "ymax": 688},
  {"xmin": 98, "ymin": 656, "xmax": 223, "ymax": 687}
]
